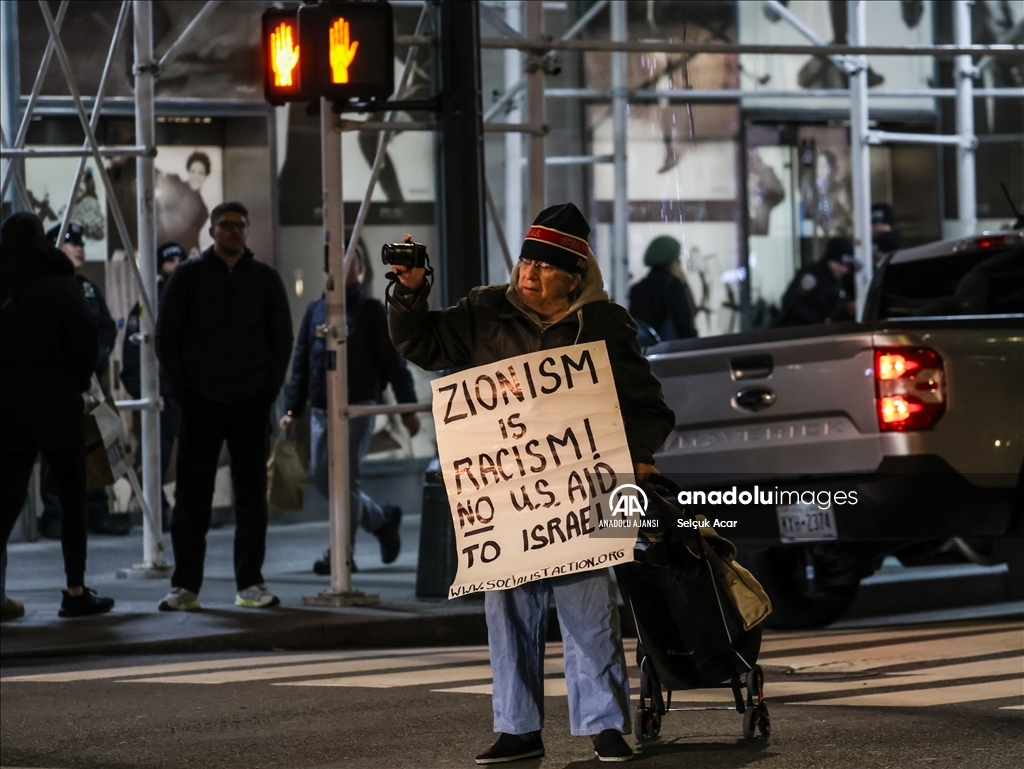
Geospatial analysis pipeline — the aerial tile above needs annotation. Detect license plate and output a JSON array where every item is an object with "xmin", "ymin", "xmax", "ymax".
[{"xmin": 776, "ymin": 503, "xmax": 838, "ymax": 543}]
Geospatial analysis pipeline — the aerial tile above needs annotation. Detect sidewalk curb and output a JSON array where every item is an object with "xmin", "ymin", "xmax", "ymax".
[{"xmin": 0, "ymin": 606, "xmax": 489, "ymax": 662}]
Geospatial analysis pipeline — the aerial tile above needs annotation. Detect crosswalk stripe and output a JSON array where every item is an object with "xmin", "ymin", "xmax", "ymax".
[
  {"xmin": 999, "ymin": 704, "xmax": 1024, "ymax": 710},
  {"xmin": 758, "ymin": 622, "xmax": 1014, "ymax": 655},
  {"xmin": 117, "ymin": 650, "xmax": 492, "ymax": 685},
  {"xmin": 0, "ymin": 646, "xmax": 482, "ymax": 683},
  {"xmin": 763, "ymin": 630, "xmax": 1022, "ymax": 674},
  {"xmin": 276, "ymin": 663, "xmax": 494, "ymax": 688},
  {"xmin": 789, "ymin": 677, "xmax": 1024, "ymax": 707},
  {"xmin": 0, "ymin": 652, "xmax": 349, "ymax": 683}
]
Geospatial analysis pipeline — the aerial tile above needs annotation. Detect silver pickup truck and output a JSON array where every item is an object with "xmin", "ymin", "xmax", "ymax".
[{"xmin": 646, "ymin": 230, "xmax": 1024, "ymax": 628}]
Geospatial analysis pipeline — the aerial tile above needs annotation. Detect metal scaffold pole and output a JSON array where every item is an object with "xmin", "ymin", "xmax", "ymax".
[
  {"xmin": 504, "ymin": 0, "xmax": 523, "ymax": 263},
  {"xmin": 304, "ymin": 98, "xmax": 377, "ymax": 608},
  {"xmin": 611, "ymin": 0, "xmax": 629, "ymax": 304},
  {"xmin": 954, "ymin": 0, "xmax": 977, "ymax": 236},
  {"xmin": 525, "ymin": 0, "xmax": 545, "ymax": 219},
  {"xmin": 131, "ymin": 0, "xmax": 169, "ymax": 575},
  {"xmin": 847, "ymin": 0, "xmax": 873, "ymax": 320}
]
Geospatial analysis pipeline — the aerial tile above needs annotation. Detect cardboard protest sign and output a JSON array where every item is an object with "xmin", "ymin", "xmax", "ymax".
[{"xmin": 432, "ymin": 342, "xmax": 634, "ymax": 599}]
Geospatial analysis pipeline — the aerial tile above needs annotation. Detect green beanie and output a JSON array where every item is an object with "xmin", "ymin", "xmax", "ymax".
[{"xmin": 644, "ymin": 235, "xmax": 681, "ymax": 267}]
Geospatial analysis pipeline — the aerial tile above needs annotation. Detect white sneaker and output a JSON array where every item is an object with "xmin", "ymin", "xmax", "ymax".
[
  {"xmin": 158, "ymin": 587, "xmax": 200, "ymax": 612},
  {"xmin": 235, "ymin": 584, "xmax": 280, "ymax": 608}
]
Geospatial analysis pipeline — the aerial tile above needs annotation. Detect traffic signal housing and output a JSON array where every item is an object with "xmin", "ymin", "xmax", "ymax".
[
  {"xmin": 298, "ymin": 1, "xmax": 395, "ymax": 103},
  {"xmin": 262, "ymin": 9, "xmax": 307, "ymax": 105}
]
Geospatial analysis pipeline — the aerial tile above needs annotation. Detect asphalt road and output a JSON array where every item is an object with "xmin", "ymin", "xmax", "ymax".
[{"xmin": 2, "ymin": 610, "xmax": 1022, "ymax": 769}]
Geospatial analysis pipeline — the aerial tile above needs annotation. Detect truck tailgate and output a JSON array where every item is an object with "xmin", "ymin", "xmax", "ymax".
[{"xmin": 649, "ymin": 329, "xmax": 882, "ymax": 480}]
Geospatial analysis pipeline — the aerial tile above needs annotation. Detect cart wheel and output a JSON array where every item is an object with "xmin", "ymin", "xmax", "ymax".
[
  {"xmin": 634, "ymin": 710, "xmax": 648, "ymax": 742},
  {"xmin": 743, "ymin": 705, "xmax": 756, "ymax": 739},
  {"xmin": 757, "ymin": 703, "xmax": 771, "ymax": 738},
  {"xmin": 646, "ymin": 712, "xmax": 662, "ymax": 740},
  {"xmin": 746, "ymin": 665, "xmax": 765, "ymax": 702}
]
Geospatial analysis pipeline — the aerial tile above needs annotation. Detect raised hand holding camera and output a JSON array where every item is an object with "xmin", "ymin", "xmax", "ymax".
[{"xmin": 383, "ymin": 234, "xmax": 430, "ymax": 292}]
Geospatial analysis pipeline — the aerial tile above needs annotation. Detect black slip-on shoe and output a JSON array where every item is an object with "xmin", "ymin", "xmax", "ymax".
[
  {"xmin": 58, "ymin": 588, "xmax": 114, "ymax": 618},
  {"xmin": 475, "ymin": 732, "xmax": 544, "ymax": 764},
  {"xmin": 375, "ymin": 505, "xmax": 402, "ymax": 564},
  {"xmin": 594, "ymin": 730, "xmax": 633, "ymax": 762}
]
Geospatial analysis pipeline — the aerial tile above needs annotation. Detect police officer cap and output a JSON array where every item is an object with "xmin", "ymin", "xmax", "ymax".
[
  {"xmin": 871, "ymin": 203, "xmax": 894, "ymax": 226},
  {"xmin": 643, "ymin": 235, "xmax": 682, "ymax": 267},
  {"xmin": 157, "ymin": 242, "xmax": 185, "ymax": 268},
  {"xmin": 45, "ymin": 222, "xmax": 84, "ymax": 246},
  {"xmin": 824, "ymin": 237, "xmax": 854, "ymax": 263}
]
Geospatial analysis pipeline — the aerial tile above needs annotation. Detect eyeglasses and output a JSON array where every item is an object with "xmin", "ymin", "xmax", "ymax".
[
  {"xmin": 215, "ymin": 220, "xmax": 248, "ymax": 232},
  {"xmin": 518, "ymin": 257, "xmax": 557, "ymax": 273}
]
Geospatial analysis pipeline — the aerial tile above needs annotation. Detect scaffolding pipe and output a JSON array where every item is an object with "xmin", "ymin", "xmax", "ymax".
[
  {"xmin": 611, "ymin": 1, "xmax": 628, "ymax": 304},
  {"xmin": 56, "ymin": 0, "xmax": 132, "ymax": 248},
  {"xmin": 547, "ymin": 154, "xmax": 613, "ymax": 165},
  {"xmin": 525, "ymin": 1, "xmax": 545, "ymax": 218},
  {"xmin": 1, "ymin": 0, "xmax": 23, "ymax": 213},
  {"xmin": 155, "ymin": 0, "xmax": 220, "ymax": 71},
  {"xmin": 484, "ymin": 178, "xmax": 514, "ymax": 274},
  {"xmin": 348, "ymin": 402, "xmax": 432, "ymax": 418},
  {"xmin": 2, "ymin": 145, "xmax": 148, "ymax": 158},
  {"xmin": 543, "ymin": 87, "xmax": 1024, "ymax": 100},
  {"xmin": 133, "ymin": 0, "xmax": 167, "ymax": 573},
  {"xmin": 503, "ymin": 0, "xmax": 523, "ymax": 263},
  {"xmin": 0, "ymin": 1, "xmax": 68, "ymax": 203},
  {"xmin": 867, "ymin": 130, "xmax": 971, "ymax": 147},
  {"xmin": 955, "ymin": 0, "xmax": 977, "ymax": 236},
  {"xmin": 761, "ymin": 0, "xmax": 857, "ymax": 73},
  {"xmin": 342, "ymin": 5, "xmax": 429, "ymax": 273},
  {"xmin": 473, "ymin": 37, "xmax": 1024, "ymax": 58},
  {"xmin": 847, "ymin": 1, "xmax": 873, "ymax": 321},
  {"xmin": 35, "ymin": 0, "xmax": 157, "ymax": 328},
  {"xmin": 484, "ymin": 0, "xmax": 609, "ymax": 123}
]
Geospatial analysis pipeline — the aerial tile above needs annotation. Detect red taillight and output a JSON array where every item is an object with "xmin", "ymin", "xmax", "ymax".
[
  {"xmin": 974, "ymin": 235, "xmax": 1008, "ymax": 250},
  {"xmin": 874, "ymin": 347, "xmax": 945, "ymax": 431}
]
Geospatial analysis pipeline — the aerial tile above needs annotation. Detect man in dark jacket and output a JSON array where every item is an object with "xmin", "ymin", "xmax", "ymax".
[
  {"xmin": 782, "ymin": 237, "xmax": 857, "ymax": 325},
  {"xmin": 121, "ymin": 242, "xmax": 184, "ymax": 529},
  {"xmin": 0, "ymin": 212, "xmax": 114, "ymax": 617},
  {"xmin": 628, "ymin": 235, "xmax": 697, "ymax": 342},
  {"xmin": 389, "ymin": 203, "xmax": 674, "ymax": 764},
  {"xmin": 155, "ymin": 201, "xmax": 293, "ymax": 612},
  {"xmin": 280, "ymin": 242, "xmax": 420, "ymax": 574},
  {"xmin": 40, "ymin": 222, "xmax": 123, "ymax": 537}
]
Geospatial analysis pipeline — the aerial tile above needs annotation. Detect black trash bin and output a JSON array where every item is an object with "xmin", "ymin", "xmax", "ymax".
[{"xmin": 416, "ymin": 458, "xmax": 459, "ymax": 599}]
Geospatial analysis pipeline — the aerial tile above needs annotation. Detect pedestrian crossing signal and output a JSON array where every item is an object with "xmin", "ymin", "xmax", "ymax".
[
  {"xmin": 298, "ymin": 1, "xmax": 394, "ymax": 103},
  {"xmin": 262, "ymin": 9, "xmax": 306, "ymax": 104}
]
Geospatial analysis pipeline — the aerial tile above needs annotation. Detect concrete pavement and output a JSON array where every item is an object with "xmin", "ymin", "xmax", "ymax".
[
  {"xmin": 2, "ymin": 512, "xmax": 1020, "ymax": 660},
  {"xmin": 1, "ymin": 515, "xmax": 489, "ymax": 659}
]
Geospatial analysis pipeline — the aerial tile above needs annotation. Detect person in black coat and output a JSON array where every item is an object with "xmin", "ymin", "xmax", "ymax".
[
  {"xmin": 782, "ymin": 237, "xmax": 857, "ymax": 325},
  {"xmin": 628, "ymin": 235, "xmax": 697, "ymax": 342},
  {"xmin": 155, "ymin": 201, "xmax": 294, "ymax": 612},
  {"xmin": 40, "ymin": 222, "xmax": 123, "ymax": 537},
  {"xmin": 0, "ymin": 212, "xmax": 114, "ymax": 617},
  {"xmin": 280, "ymin": 241, "xmax": 420, "ymax": 574},
  {"xmin": 121, "ymin": 242, "xmax": 184, "ymax": 529}
]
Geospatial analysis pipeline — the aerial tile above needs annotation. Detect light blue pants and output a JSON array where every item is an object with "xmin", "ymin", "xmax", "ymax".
[
  {"xmin": 310, "ymin": 407, "xmax": 386, "ymax": 538},
  {"xmin": 485, "ymin": 569, "xmax": 631, "ymax": 736}
]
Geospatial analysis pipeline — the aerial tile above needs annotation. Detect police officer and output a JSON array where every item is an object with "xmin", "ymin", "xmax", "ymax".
[
  {"xmin": 121, "ymin": 242, "xmax": 184, "ymax": 530},
  {"xmin": 782, "ymin": 237, "xmax": 857, "ymax": 325},
  {"xmin": 40, "ymin": 223, "xmax": 124, "ymax": 538}
]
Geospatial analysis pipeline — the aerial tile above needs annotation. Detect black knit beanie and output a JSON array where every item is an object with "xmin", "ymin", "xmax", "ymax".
[{"xmin": 520, "ymin": 202, "xmax": 590, "ymax": 275}]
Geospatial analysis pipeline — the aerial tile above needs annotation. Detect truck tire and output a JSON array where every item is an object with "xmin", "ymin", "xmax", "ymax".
[{"xmin": 745, "ymin": 546, "xmax": 860, "ymax": 630}]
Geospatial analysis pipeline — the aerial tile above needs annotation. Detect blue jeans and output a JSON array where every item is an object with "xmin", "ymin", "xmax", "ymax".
[
  {"xmin": 310, "ymin": 407, "xmax": 385, "ymax": 538},
  {"xmin": 485, "ymin": 569, "xmax": 631, "ymax": 736}
]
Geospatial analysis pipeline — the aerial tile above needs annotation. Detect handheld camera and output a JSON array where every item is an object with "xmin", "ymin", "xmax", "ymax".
[{"xmin": 381, "ymin": 241, "xmax": 429, "ymax": 268}]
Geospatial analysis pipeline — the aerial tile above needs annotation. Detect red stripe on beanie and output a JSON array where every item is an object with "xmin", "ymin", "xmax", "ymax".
[{"xmin": 524, "ymin": 225, "xmax": 590, "ymax": 258}]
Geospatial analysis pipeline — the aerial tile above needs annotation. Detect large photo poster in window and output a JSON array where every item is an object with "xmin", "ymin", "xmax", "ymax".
[
  {"xmin": 23, "ymin": 154, "xmax": 108, "ymax": 262},
  {"xmin": 153, "ymin": 146, "xmax": 224, "ymax": 257}
]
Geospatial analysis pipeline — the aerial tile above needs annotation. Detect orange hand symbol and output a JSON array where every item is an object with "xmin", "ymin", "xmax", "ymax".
[
  {"xmin": 329, "ymin": 17, "xmax": 359, "ymax": 84},
  {"xmin": 271, "ymin": 23, "xmax": 299, "ymax": 87}
]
